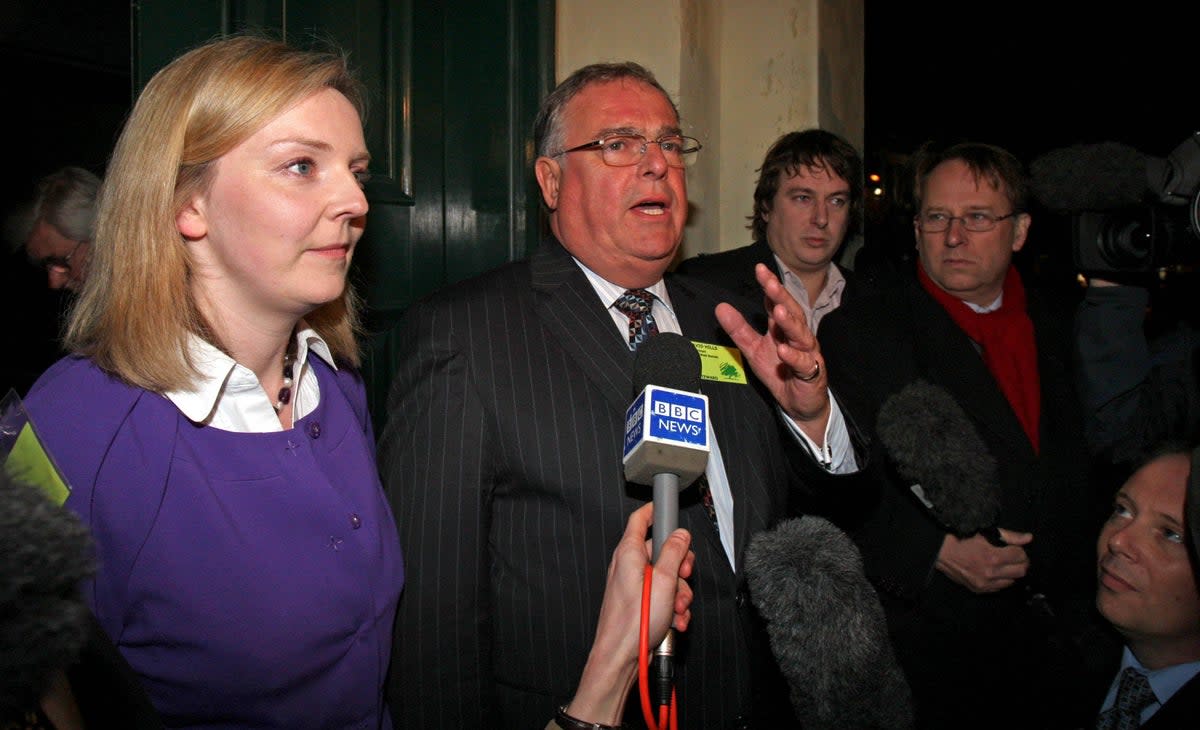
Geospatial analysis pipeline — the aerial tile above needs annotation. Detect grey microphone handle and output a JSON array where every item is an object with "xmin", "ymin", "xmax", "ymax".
[
  {"xmin": 651, "ymin": 472, "xmax": 680, "ymax": 669},
  {"xmin": 651, "ymin": 472, "xmax": 680, "ymax": 562}
]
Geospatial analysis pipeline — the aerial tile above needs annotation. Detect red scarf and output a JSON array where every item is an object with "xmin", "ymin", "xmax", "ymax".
[{"xmin": 917, "ymin": 263, "xmax": 1041, "ymax": 453}]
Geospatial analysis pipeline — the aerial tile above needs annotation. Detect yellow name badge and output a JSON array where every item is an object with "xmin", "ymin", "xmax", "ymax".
[
  {"xmin": 692, "ymin": 341, "xmax": 748, "ymax": 384},
  {"xmin": 5, "ymin": 422, "xmax": 70, "ymax": 507}
]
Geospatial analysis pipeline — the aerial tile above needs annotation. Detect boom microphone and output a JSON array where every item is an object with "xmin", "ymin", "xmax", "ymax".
[
  {"xmin": 0, "ymin": 470, "xmax": 95, "ymax": 716},
  {"xmin": 744, "ymin": 516, "xmax": 914, "ymax": 730},
  {"xmin": 876, "ymin": 380, "xmax": 999, "ymax": 536},
  {"xmin": 1029, "ymin": 141, "xmax": 1151, "ymax": 213}
]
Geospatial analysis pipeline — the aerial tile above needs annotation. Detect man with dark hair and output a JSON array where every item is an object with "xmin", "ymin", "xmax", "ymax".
[
  {"xmin": 1088, "ymin": 442, "xmax": 1200, "ymax": 728},
  {"xmin": 676, "ymin": 128, "xmax": 864, "ymax": 334},
  {"xmin": 816, "ymin": 141, "xmax": 1098, "ymax": 727},
  {"xmin": 379, "ymin": 61, "xmax": 861, "ymax": 729}
]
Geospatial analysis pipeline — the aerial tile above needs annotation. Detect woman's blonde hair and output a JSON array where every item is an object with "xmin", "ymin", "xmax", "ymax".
[{"xmin": 65, "ymin": 33, "xmax": 368, "ymax": 391}]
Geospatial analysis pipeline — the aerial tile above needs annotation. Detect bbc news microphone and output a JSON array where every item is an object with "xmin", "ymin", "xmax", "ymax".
[
  {"xmin": 744, "ymin": 516, "xmax": 914, "ymax": 730},
  {"xmin": 623, "ymin": 332, "xmax": 710, "ymax": 556},
  {"xmin": 621, "ymin": 332, "xmax": 709, "ymax": 728}
]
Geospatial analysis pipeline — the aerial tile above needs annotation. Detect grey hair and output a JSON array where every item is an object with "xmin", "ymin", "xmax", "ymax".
[
  {"xmin": 5, "ymin": 166, "xmax": 101, "ymax": 254},
  {"xmin": 533, "ymin": 61, "xmax": 678, "ymax": 159}
]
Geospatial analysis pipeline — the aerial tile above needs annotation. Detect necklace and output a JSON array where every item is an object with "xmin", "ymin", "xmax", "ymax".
[{"xmin": 272, "ymin": 344, "xmax": 297, "ymax": 413}]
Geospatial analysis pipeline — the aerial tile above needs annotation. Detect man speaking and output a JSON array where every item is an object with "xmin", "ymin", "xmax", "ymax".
[{"xmin": 378, "ymin": 61, "xmax": 860, "ymax": 729}]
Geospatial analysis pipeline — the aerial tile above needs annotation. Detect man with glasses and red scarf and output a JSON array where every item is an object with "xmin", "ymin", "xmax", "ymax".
[{"xmin": 817, "ymin": 141, "xmax": 1101, "ymax": 728}]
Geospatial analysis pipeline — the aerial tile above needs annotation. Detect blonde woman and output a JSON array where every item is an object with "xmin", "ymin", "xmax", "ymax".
[{"xmin": 23, "ymin": 34, "xmax": 403, "ymax": 727}]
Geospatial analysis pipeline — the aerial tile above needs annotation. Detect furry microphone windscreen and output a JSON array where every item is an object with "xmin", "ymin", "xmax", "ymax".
[
  {"xmin": 1029, "ymin": 141, "xmax": 1149, "ymax": 213},
  {"xmin": 876, "ymin": 379, "xmax": 1000, "ymax": 536},
  {"xmin": 0, "ymin": 471, "xmax": 95, "ymax": 719},
  {"xmin": 745, "ymin": 516, "xmax": 913, "ymax": 730}
]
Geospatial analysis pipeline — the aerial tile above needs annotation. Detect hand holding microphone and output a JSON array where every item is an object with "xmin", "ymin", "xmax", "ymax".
[
  {"xmin": 558, "ymin": 502, "xmax": 694, "ymax": 730},
  {"xmin": 935, "ymin": 528, "xmax": 1033, "ymax": 594}
]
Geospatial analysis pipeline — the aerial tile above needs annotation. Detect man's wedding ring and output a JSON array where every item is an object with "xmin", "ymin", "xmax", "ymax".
[{"xmin": 797, "ymin": 360, "xmax": 821, "ymax": 383}]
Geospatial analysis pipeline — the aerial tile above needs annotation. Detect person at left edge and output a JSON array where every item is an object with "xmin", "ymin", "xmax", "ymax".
[
  {"xmin": 21, "ymin": 34, "xmax": 404, "ymax": 728},
  {"xmin": 7, "ymin": 166, "xmax": 100, "ymax": 292},
  {"xmin": 379, "ymin": 60, "xmax": 863, "ymax": 730}
]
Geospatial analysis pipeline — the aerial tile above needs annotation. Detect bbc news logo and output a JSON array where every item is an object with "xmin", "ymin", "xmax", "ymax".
[
  {"xmin": 648, "ymin": 390, "xmax": 706, "ymax": 442},
  {"xmin": 651, "ymin": 400, "xmax": 703, "ymax": 423}
]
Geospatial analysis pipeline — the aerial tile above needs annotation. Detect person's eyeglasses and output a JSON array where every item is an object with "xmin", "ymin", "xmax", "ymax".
[
  {"xmin": 37, "ymin": 238, "xmax": 87, "ymax": 274},
  {"xmin": 550, "ymin": 134, "xmax": 702, "ymax": 168},
  {"xmin": 915, "ymin": 211, "xmax": 1019, "ymax": 233}
]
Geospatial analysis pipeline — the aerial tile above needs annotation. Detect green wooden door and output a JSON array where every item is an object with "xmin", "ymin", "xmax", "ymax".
[{"xmin": 131, "ymin": 0, "xmax": 553, "ymax": 428}]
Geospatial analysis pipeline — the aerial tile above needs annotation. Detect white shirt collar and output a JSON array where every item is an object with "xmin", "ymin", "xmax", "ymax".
[
  {"xmin": 164, "ymin": 325, "xmax": 336, "ymax": 431},
  {"xmin": 573, "ymin": 257, "xmax": 680, "ymax": 337},
  {"xmin": 575, "ymin": 259, "xmax": 671, "ymax": 310},
  {"xmin": 964, "ymin": 291, "xmax": 1003, "ymax": 314},
  {"xmin": 774, "ymin": 257, "xmax": 847, "ymax": 333}
]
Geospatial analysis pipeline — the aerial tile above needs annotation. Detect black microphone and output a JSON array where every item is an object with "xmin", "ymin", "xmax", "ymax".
[
  {"xmin": 744, "ymin": 516, "xmax": 914, "ymax": 730},
  {"xmin": 1030, "ymin": 133, "xmax": 1200, "ymax": 214},
  {"xmin": 877, "ymin": 380, "xmax": 1059, "ymax": 624},
  {"xmin": 0, "ymin": 470, "xmax": 96, "ymax": 713},
  {"xmin": 1029, "ymin": 141, "xmax": 1152, "ymax": 213},
  {"xmin": 876, "ymin": 379, "xmax": 1000, "ymax": 536},
  {"xmin": 622, "ymin": 332, "xmax": 710, "ymax": 707}
]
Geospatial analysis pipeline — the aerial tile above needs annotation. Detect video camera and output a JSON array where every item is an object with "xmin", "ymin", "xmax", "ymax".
[{"xmin": 1030, "ymin": 132, "xmax": 1200, "ymax": 279}]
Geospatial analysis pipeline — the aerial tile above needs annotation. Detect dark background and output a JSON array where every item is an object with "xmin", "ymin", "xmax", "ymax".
[
  {"xmin": 862, "ymin": 4, "xmax": 1196, "ymax": 287},
  {"xmin": 863, "ymin": 4, "xmax": 1196, "ymax": 280},
  {"xmin": 1, "ymin": 1, "xmax": 130, "ymax": 215},
  {"xmin": 865, "ymin": 4, "xmax": 1195, "ymax": 163}
]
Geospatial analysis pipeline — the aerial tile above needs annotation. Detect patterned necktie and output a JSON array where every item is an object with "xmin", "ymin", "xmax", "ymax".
[
  {"xmin": 614, "ymin": 289, "xmax": 659, "ymax": 351},
  {"xmin": 1096, "ymin": 667, "xmax": 1156, "ymax": 730}
]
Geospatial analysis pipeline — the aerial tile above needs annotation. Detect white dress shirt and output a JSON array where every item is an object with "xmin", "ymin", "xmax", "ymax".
[
  {"xmin": 775, "ymin": 256, "xmax": 847, "ymax": 335},
  {"xmin": 164, "ymin": 325, "xmax": 336, "ymax": 433}
]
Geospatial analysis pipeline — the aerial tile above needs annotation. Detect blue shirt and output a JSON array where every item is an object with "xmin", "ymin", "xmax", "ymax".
[{"xmin": 1100, "ymin": 647, "xmax": 1200, "ymax": 725}]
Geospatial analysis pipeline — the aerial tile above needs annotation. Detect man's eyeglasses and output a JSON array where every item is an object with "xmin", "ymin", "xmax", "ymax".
[
  {"xmin": 36, "ymin": 238, "xmax": 87, "ymax": 274},
  {"xmin": 550, "ymin": 134, "xmax": 702, "ymax": 168},
  {"xmin": 916, "ymin": 211, "xmax": 1020, "ymax": 233}
]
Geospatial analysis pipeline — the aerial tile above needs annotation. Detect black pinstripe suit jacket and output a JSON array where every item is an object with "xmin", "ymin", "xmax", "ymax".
[{"xmin": 379, "ymin": 238, "xmax": 818, "ymax": 729}]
